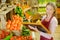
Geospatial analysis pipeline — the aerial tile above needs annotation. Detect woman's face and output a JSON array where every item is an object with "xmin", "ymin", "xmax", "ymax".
[{"xmin": 46, "ymin": 5, "xmax": 54, "ymax": 16}]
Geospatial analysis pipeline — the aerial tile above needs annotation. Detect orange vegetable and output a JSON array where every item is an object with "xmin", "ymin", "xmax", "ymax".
[
  {"xmin": 24, "ymin": 13, "xmax": 30, "ymax": 19},
  {"xmin": 10, "ymin": 36, "xmax": 32, "ymax": 40},
  {"xmin": 0, "ymin": 30, "xmax": 10, "ymax": 39},
  {"xmin": 6, "ymin": 24, "xmax": 10, "ymax": 29},
  {"xmin": 10, "ymin": 36, "xmax": 21, "ymax": 40},
  {"xmin": 16, "ymin": 3, "xmax": 21, "ymax": 7},
  {"xmin": 22, "ymin": 5, "xmax": 30, "ymax": 10},
  {"xmin": 7, "ymin": 20, "xmax": 11, "ymax": 24},
  {"xmin": 6, "ymin": 15, "xmax": 22, "ymax": 31}
]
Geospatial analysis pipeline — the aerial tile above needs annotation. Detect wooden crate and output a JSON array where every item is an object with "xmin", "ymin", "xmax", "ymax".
[{"xmin": 0, "ymin": 5, "xmax": 15, "ymax": 29}]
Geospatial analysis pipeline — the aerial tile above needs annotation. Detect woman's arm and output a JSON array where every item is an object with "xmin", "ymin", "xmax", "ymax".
[{"xmin": 49, "ymin": 17, "xmax": 58, "ymax": 34}]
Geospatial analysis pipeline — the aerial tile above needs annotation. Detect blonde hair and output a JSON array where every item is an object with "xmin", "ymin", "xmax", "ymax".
[{"xmin": 46, "ymin": 2, "xmax": 57, "ymax": 16}]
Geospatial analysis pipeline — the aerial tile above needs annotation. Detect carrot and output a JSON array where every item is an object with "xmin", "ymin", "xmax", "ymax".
[{"xmin": 25, "ymin": 13, "xmax": 30, "ymax": 19}]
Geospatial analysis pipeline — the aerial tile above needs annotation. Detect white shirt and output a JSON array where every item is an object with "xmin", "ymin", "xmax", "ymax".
[{"xmin": 40, "ymin": 15, "xmax": 58, "ymax": 39}]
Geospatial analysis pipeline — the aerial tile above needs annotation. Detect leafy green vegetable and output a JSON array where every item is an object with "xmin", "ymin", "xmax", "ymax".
[
  {"xmin": 27, "ymin": 10, "xmax": 33, "ymax": 15},
  {"xmin": 4, "ymin": 33, "xmax": 13, "ymax": 40},
  {"xmin": 15, "ymin": 6, "xmax": 24, "ymax": 17},
  {"xmin": 21, "ymin": 26, "xmax": 30, "ymax": 36}
]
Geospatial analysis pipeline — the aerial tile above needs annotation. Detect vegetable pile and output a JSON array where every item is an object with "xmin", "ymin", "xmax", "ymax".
[
  {"xmin": 6, "ymin": 15, "xmax": 22, "ymax": 31},
  {"xmin": 10, "ymin": 36, "xmax": 32, "ymax": 40},
  {"xmin": 0, "ymin": 30, "xmax": 10, "ymax": 39}
]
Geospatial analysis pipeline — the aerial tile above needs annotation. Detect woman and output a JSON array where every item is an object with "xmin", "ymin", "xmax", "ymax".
[{"xmin": 28, "ymin": 2, "xmax": 58, "ymax": 40}]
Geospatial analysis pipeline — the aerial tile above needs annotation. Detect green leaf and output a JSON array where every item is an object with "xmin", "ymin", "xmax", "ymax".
[
  {"xmin": 4, "ymin": 33, "xmax": 13, "ymax": 40},
  {"xmin": 15, "ymin": 6, "xmax": 24, "ymax": 17},
  {"xmin": 21, "ymin": 26, "xmax": 30, "ymax": 36}
]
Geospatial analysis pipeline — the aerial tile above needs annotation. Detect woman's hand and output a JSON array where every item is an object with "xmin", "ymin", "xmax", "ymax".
[{"xmin": 28, "ymin": 25, "xmax": 39, "ymax": 32}]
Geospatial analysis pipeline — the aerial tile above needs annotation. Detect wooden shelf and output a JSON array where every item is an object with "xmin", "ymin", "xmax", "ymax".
[
  {"xmin": 38, "ymin": 12, "xmax": 46, "ymax": 14},
  {"xmin": 39, "ymin": 4, "xmax": 46, "ymax": 7},
  {"xmin": 56, "ymin": 8, "xmax": 60, "ymax": 14},
  {"xmin": 32, "ymin": 5, "xmax": 39, "ymax": 7},
  {"xmin": 32, "ymin": 4, "xmax": 46, "ymax": 8}
]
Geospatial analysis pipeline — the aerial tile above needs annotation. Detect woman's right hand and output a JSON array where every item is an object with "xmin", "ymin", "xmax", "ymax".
[{"xmin": 28, "ymin": 25, "xmax": 39, "ymax": 32}]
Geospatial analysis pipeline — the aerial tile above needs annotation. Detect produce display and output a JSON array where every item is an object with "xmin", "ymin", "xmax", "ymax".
[
  {"xmin": 6, "ymin": 7, "xmax": 33, "ymax": 40},
  {"xmin": 0, "ymin": 0, "xmax": 42, "ymax": 40},
  {"xmin": 0, "ymin": 25, "xmax": 33, "ymax": 40}
]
